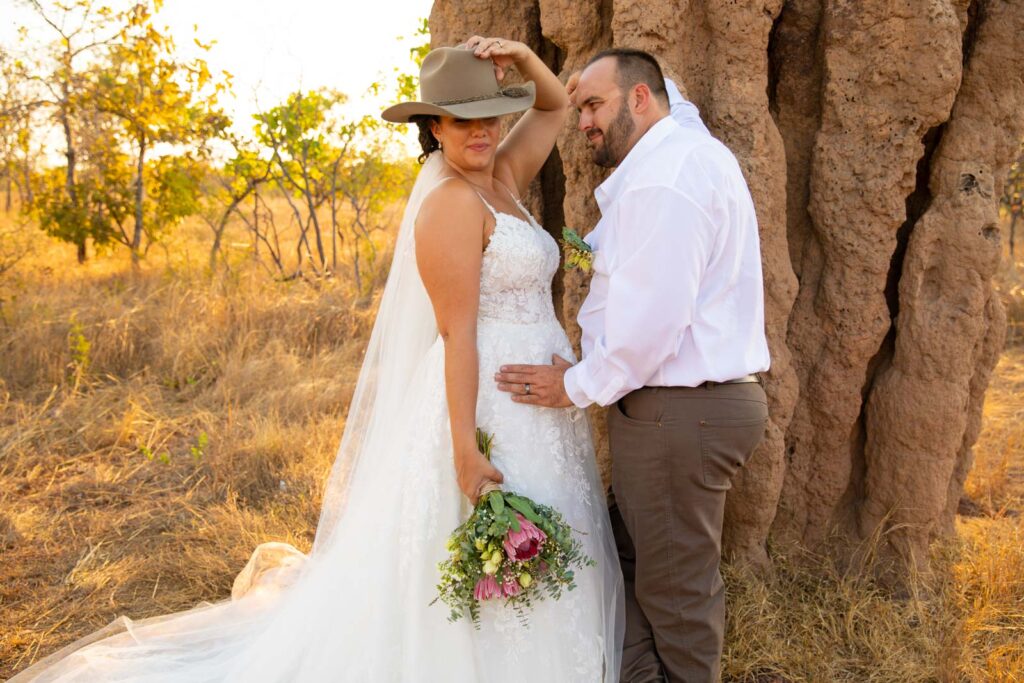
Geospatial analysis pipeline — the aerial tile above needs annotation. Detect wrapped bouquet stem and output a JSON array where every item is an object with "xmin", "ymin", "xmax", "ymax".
[{"xmin": 433, "ymin": 429, "xmax": 595, "ymax": 625}]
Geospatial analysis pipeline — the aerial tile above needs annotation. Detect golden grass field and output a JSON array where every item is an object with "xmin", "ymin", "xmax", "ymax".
[{"xmin": 0, "ymin": 210, "xmax": 1022, "ymax": 681}]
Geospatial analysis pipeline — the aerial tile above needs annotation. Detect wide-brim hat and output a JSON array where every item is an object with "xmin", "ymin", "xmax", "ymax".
[{"xmin": 381, "ymin": 46, "xmax": 536, "ymax": 123}]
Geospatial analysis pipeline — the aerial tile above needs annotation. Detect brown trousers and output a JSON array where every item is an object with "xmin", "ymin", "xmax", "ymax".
[{"xmin": 608, "ymin": 382, "xmax": 768, "ymax": 682}]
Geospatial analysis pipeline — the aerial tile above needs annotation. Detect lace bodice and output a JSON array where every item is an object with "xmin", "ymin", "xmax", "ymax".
[{"xmin": 477, "ymin": 198, "xmax": 561, "ymax": 325}]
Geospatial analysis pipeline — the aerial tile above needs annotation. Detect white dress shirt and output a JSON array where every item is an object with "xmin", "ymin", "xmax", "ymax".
[{"xmin": 562, "ymin": 83, "xmax": 771, "ymax": 408}]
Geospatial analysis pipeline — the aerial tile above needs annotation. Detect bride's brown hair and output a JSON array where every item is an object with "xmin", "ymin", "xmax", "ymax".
[{"xmin": 411, "ymin": 115, "xmax": 440, "ymax": 164}]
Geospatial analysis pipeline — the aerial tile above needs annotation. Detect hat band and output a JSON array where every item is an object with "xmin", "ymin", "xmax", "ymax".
[{"xmin": 431, "ymin": 86, "xmax": 531, "ymax": 107}]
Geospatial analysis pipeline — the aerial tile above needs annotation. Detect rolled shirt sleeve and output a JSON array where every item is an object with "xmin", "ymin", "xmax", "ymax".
[
  {"xmin": 563, "ymin": 184, "xmax": 716, "ymax": 408},
  {"xmin": 664, "ymin": 78, "xmax": 711, "ymax": 136}
]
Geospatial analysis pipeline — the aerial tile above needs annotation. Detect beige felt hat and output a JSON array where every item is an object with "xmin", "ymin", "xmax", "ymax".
[{"xmin": 381, "ymin": 46, "xmax": 536, "ymax": 123}]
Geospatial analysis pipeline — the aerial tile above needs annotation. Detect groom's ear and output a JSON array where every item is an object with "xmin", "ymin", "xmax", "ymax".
[{"xmin": 630, "ymin": 83, "xmax": 654, "ymax": 114}]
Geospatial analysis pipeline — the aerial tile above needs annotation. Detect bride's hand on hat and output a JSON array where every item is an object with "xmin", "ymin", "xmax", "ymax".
[{"xmin": 466, "ymin": 35, "xmax": 529, "ymax": 82}]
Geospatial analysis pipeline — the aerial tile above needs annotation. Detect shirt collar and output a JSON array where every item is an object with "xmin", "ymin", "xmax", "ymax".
[{"xmin": 594, "ymin": 115, "xmax": 678, "ymax": 213}]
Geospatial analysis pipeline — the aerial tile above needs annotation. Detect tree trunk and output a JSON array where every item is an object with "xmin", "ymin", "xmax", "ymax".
[
  {"xmin": 60, "ymin": 97, "xmax": 77, "ymax": 208},
  {"xmin": 208, "ymin": 186, "xmax": 255, "ymax": 271},
  {"xmin": 20, "ymin": 155, "xmax": 32, "ymax": 206},
  {"xmin": 352, "ymin": 234, "xmax": 362, "ymax": 295},
  {"xmin": 430, "ymin": 0, "xmax": 1024, "ymax": 575},
  {"xmin": 299, "ymin": 159, "xmax": 327, "ymax": 270},
  {"xmin": 132, "ymin": 134, "xmax": 146, "ymax": 266},
  {"xmin": 59, "ymin": 72, "xmax": 85, "ymax": 263},
  {"xmin": 1011, "ymin": 212, "xmax": 1018, "ymax": 257}
]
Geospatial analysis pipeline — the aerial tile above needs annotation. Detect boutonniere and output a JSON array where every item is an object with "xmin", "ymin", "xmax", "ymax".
[{"xmin": 560, "ymin": 226, "xmax": 594, "ymax": 273}]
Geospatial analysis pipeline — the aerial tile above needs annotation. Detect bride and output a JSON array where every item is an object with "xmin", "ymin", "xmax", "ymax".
[{"xmin": 12, "ymin": 37, "xmax": 624, "ymax": 682}]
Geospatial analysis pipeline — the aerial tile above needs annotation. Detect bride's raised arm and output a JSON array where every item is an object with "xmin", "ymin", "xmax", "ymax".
[{"xmin": 465, "ymin": 35, "xmax": 569, "ymax": 197}]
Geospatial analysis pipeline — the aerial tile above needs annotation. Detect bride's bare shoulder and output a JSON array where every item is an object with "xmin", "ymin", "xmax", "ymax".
[{"xmin": 415, "ymin": 176, "xmax": 486, "ymax": 238}]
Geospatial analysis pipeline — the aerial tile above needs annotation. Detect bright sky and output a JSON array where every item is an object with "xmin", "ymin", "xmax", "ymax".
[{"xmin": 2, "ymin": 0, "xmax": 435, "ymax": 150}]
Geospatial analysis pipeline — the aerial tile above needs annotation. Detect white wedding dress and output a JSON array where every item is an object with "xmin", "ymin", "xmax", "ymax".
[{"xmin": 13, "ymin": 153, "xmax": 624, "ymax": 683}]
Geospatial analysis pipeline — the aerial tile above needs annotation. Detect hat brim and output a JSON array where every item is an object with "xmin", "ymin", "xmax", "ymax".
[{"xmin": 381, "ymin": 82, "xmax": 536, "ymax": 123}]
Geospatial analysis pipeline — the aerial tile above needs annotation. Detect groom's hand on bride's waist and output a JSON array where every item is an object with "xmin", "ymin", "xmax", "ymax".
[{"xmin": 495, "ymin": 355, "xmax": 574, "ymax": 408}]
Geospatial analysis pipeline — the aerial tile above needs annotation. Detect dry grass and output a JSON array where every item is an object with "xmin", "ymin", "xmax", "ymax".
[
  {"xmin": 1, "ymin": 215, "xmax": 1022, "ymax": 681},
  {"xmin": 720, "ymin": 352, "xmax": 1024, "ymax": 681},
  {"xmin": 0, "ymin": 215, "xmax": 379, "ymax": 676},
  {"xmin": 995, "ymin": 226, "xmax": 1024, "ymax": 347}
]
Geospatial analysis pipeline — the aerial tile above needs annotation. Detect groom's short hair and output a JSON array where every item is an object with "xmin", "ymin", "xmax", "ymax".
[{"xmin": 586, "ymin": 48, "xmax": 669, "ymax": 107}]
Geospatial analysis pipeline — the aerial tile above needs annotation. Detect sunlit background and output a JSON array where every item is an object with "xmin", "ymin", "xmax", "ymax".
[{"xmin": 2, "ymin": 0, "xmax": 434, "ymax": 151}]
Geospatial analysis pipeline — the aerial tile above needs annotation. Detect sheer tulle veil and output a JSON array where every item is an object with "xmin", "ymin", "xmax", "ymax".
[
  {"xmin": 234, "ymin": 150, "xmax": 449, "ymax": 590},
  {"xmin": 312, "ymin": 151, "xmax": 445, "ymax": 552}
]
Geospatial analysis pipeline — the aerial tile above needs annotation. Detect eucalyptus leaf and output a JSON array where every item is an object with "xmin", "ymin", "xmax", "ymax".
[{"xmin": 507, "ymin": 495, "xmax": 542, "ymax": 523}]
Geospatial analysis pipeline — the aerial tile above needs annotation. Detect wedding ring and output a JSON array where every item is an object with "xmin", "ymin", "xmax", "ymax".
[{"xmin": 524, "ymin": 383, "xmax": 531, "ymax": 395}]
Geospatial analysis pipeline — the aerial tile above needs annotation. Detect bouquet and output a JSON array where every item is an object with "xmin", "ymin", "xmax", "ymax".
[
  {"xmin": 560, "ymin": 226, "xmax": 594, "ymax": 272},
  {"xmin": 433, "ymin": 429, "xmax": 595, "ymax": 625}
]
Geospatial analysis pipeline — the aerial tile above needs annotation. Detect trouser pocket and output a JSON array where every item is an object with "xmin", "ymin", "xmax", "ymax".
[{"xmin": 699, "ymin": 413, "xmax": 767, "ymax": 490}]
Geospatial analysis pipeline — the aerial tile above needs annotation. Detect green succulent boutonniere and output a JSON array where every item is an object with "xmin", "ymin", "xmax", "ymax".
[{"xmin": 560, "ymin": 227, "xmax": 594, "ymax": 273}]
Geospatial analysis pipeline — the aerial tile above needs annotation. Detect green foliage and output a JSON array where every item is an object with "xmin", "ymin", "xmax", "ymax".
[
  {"xmin": 23, "ymin": 0, "xmax": 227, "ymax": 261},
  {"xmin": 410, "ymin": 18, "xmax": 431, "ymax": 67},
  {"xmin": 67, "ymin": 318, "xmax": 91, "ymax": 376},
  {"xmin": 394, "ymin": 18, "xmax": 431, "ymax": 102},
  {"xmin": 561, "ymin": 226, "xmax": 594, "ymax": 272},
  {"xmin": 190, "ymin": 431, "xmax": 208, "ymax": 462},
  {"xmin": 254, "ymin": 89, "xmax": 345, "ymax": 165},
  {"xmin": 8, "ymin": 2, "xmax": 422, "ymax": 279},
  {"xmin": 34, "ymin": 141, "xmax": 134, "ymax": 249},
  {"xmin": 138, "ymin": 431, "xmax": 207, "ymax": 465},
  {"xmin": 148, "ymin": 154, "xmax": 205, "ymax": 242},
  {"xmin": 139, "ymin": 444, "xmax": 171, "ymax": 465},
  {"xmin": 252, "ymin": 87, "xmax": 414, "ymax": 284}
]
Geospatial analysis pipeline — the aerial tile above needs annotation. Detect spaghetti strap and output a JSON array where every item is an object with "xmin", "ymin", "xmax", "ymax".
[
  {"xmin": 493, "ymin": 178, "xmax": 523, "ymax": 208},
  {"xmin": 492, "ymin": 178, "xmax": 533, "ymax": 223},
  {"xmin": 471, "ymin": 190, "xmax": 500, "ymax": 218}
]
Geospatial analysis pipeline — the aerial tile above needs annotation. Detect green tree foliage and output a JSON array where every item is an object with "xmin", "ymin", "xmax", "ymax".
[
  {"xmin": 4, "ymin": 4, "xmax": 428, "ymax": 286},
  {"xmin": 90, "ymin": 1, "xmax": 227, "ymax": 263},
  {"xmin": 254, "ymin": 89, "xmax": 413, "ymax": 289},
  {"xmin": 255, "ymin": 89, "xmax": 344, "ymax": 273},
  {"xmin": 22, "ymin": 0, "xmax": 121, "ymax": 261},
  {"xmin": 395, "ymin": 18, "xmax": 431, "ymax": 101},
  {"xmin": 199, "ymin": 136, "xmax": 272, "ymax": 271}
]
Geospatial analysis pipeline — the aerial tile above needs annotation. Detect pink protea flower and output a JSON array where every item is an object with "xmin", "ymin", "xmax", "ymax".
[
  {"xmin": 474, "ymin": 574, "xmax": 500, "ymax": 601},
  {"xmin": 503, "ymin": 514, "xmax": 547, "ymax": 561},
  {"xmin": 501, "ymin": 574, "xmax": 521, "ymax": 598}
]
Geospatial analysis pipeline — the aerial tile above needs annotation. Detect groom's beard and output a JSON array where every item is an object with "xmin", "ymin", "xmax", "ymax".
[{"xmin": 588, "ymin": 100, "xmax": 635, "ymax": 168}]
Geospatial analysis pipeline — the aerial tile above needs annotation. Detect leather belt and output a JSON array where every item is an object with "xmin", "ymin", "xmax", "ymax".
[
  {"xmin": 701, "ymin": 373, "xmax": 762, "ymax": 388},
  {"xmin": 635, "ymin": 374, "xmax": 764, "ymax": 394}
]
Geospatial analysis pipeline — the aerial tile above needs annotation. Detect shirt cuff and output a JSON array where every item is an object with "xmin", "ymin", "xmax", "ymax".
[{"xmin": 562, "ymin": 365, "xmax": 594, "ymax": 409}]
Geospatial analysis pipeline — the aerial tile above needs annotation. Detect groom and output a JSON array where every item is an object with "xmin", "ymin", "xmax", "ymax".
[{"xmin": 495, "ymin": 48, "xmax": 770, "ymax": 682}]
